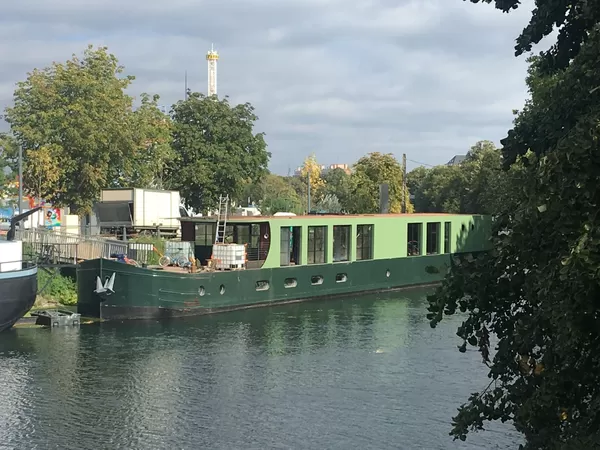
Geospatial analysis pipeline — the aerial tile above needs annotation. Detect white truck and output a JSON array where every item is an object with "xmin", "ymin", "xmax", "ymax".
[{"xmin": 95, "ymin": 188, "xmax": 185, "ymax": 237}]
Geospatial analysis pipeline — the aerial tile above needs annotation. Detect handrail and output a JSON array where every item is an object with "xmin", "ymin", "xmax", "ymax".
[{"xmin": 0, "ymin": 260, "xmax": 37, "ymax": 272}]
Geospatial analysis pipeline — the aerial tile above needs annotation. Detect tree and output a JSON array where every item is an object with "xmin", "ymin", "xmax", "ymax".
[
  {"xmin": 407, "ymin": 142, "xmax": 505, "ymax": 214},
  {"xmin": 315, "ymin": 193, "xmax": 342, "ymax": 213},
  {"xmin": 427, "ymin": 13, "xmax": 600, "ymax": 450},
  {"xmin": 406, "ymin": 166, "xmax": 429, "ymax": 211},
  {"xmin": 347, "ymin": 152, "xmax": 413, "ymax": 214},
  {"xmin": 4, "ymin": 45, "xmax": 144, "ymax": 214},
  {"xmin": 285, "ymin": 175, "xmax": 309, "ymax": 210},
  {"xmin": 460, "ymin": 140, "xmax": 504, "ymax": 214},
  {"xmin": 408, "ymin": 165, "xmax": 465, "ymax": 213},
  {"xmin": 125, "ymin": 93, "xmax": 174, "ymax": 189},
  {"xmin": 169, "ymin": 92, "xmax": 270, "ymax": 213},
  {"xmin": 298, "ymin": 153, "xmax": 325, "ymax": 206},
  {"xmin": 323, "ymin": 167, "xmax": 351, "ymax": 211},
  {"xmin": 0, "ymin": 133, "xmax": 18, "ymax": 200},
  {"xmin": 238, "ymin": 173, "xmax": 303, "ymax": 215},
  {"xmin": 469, "ymin": 0, "xmax": 599, "ymax": 74}
]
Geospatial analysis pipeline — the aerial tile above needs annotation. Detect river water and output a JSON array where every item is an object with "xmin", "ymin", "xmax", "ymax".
[{"xmin": 0, "ymin": 288, "xmax": 522, "ymax": 450}]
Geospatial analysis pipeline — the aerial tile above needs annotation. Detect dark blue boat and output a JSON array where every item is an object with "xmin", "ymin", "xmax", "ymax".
[
  {"xmin": 0, "ymin": 259, "xmax": 37, "ymax": 332},
  {"xmin": 0, "ymin": 206, "xmax": 41, "ymax": 332}
]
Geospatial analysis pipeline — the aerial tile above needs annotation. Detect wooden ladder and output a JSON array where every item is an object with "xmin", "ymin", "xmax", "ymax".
[{"xmin": 214, "ymin": 195, "xmax": 229, "ymax": 244}]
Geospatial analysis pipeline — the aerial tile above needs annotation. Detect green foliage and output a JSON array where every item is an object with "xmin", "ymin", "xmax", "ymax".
[
  {"xmin": 469, "ymin": 0, "xmax": 598, "ymax": 73},
  {"xmin": 125, "ymin": 93, "xmax": 175, "ymax": 189},
  {"xmin": 315, "ymin": 193, "xmax": 342, "ymax": 213},
  {"xmin": 409, "ymin": 165, "xmax": 465, "ymax": 213},
  {"xmin": 427, "ymin": 21, "xmax": 600, "ymax": 450},
  {"xmin": 0, "ymin": 133, "xmax": 18, "ymax": 200},
  {"xmin": 347, "ymin": 152, "xmax": 413, "ymax": 214},
  {"xmin": 3, "ymin": 45, "xmax": 172, "ymax": 214},
  {"xmin": 37, "ymin": 269, "xmax": 77, "ymax": 305},
  {"xmin": 407, "ymin": 141, "xmax": 503, "ymax": 214},
  {"xmin": 130, "ymin": 235, "xmax": 166, "ymax": 265},
  {"xmin": 4, "ymin": 45, "xmax": 140, "ymax": 213},
  {"xmin": 168, "ymin": 92, "xmax": 270, "ymax": 213},
  {"xmin": 323, "ymin": 168, "xmax": 351, "ymax": 210},
  {"xmin": 238, "ymin": 173, "xmax": 303, "ymax": 215}
]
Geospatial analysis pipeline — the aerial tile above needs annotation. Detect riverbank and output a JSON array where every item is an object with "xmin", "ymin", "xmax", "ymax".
[{"xmin": 24, "ymin": 269, "xmax": 77, "ymax": 317}]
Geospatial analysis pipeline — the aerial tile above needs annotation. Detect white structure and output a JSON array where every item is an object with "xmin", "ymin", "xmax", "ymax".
[
  {"xmin": 206, "ymin": 44, "xmax": 219, "ymax": 96},
  {"xmin": 0, "ymin": 241, "xmax": 22, "ymax": 272}
]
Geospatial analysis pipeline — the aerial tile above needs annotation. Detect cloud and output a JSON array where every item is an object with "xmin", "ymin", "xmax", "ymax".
[{"xmin": 0, "ymin": 0, "xmax": 542, "ymax": 173}]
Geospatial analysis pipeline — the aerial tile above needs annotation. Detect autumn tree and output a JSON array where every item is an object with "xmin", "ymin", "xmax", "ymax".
[
  {"xmin": 168, "ymin": 92, "xmax": 270, "ymax": 213},
  {"xmin": 428, "ymin": 3, "xmax": 600, "ymax": 448},
  {"xmin": 347, "ymin": 152, "xmax": 413, "ymax": 214},
  {"xmin": 298, "ymin": 153, "xmax": 325, "ymax": 207}
]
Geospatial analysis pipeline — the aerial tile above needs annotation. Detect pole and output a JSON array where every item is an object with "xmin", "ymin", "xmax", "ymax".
[
  {"xmin": 402, "ymin": 153, "xmax": 407, "ymax": 213},
  {"xmin": 307, "ymin": 171, "xmax": 311, "ymax": 214},
  {"xmin": 184, "ymin": 70, "xmax": 188, "ymax": 100},
  {"xmin": 18, "ymin": 145, "xmax": 23, "ymax": 216}
]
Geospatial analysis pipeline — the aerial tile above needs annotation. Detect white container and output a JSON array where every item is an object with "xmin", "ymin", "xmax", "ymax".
[
  {"xmin": 212, "ymin": 244, "xmax": 246, "ymax": 270},
  {"xmin": 0, "ymin": 240, "xmax": 23, "ymax": 272}
]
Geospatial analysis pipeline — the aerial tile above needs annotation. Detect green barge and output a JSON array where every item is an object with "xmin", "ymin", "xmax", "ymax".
[{"xmin": 77, "ymin": 213, "xmax": 491, "ymax": 321}]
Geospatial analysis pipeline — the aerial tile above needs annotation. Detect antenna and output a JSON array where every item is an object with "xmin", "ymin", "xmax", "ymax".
[{"xmin": 184, "ymin": 70, "xmax": 188, "ymax": 100}]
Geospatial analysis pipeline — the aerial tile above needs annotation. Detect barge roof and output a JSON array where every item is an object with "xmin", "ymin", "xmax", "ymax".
[{"xmin": 179, "ymin": 213, "xmax": 481, "ymax": 222}]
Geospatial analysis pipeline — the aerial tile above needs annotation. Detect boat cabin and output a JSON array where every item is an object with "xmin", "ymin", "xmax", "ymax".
[{"xmin": 179, "ymin": 213, "xmax": 491, "ymax": 270}]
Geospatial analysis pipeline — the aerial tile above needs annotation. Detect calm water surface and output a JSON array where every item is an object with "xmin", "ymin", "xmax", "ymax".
[{"xmin": 0, "ymin": 289, "xmax": 522, "ymax": 449}]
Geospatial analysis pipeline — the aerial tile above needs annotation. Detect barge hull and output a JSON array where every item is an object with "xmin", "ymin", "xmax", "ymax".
[
  {"xmin": 0, "ymin": 267, "xmax": 38, "ymax": 332},
  {"xmin": 77, "ymin": 255, "xmax": 453, "ymax": 321}
]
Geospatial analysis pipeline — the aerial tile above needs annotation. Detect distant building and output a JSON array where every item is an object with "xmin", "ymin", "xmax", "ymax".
[
  {"xmin": 446, "ymin": 155, "xmax": 466, "ymax": 166},
  {"xmin": 322, "ymin": 164, "xmax": 351, "ymax": 175},
  {"xmin": 294, "ymin": 163, "xmax": 351, "ymax": 177}
]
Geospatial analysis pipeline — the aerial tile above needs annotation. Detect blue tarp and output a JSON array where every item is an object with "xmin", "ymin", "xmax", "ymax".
[{"xmin": 0, "ymin": 207, "xmax": 15, "ymax": 219}]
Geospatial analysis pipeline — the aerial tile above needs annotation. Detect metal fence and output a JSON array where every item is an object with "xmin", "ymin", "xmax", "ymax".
[{"xmin": 15, "ymin": 229, "xmax": 154, "ymax": 265}]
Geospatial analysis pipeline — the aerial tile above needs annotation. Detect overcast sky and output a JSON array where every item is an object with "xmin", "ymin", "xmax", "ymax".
[{"xmin": 0, "ymin": 0, "xmax": 549, "ymax": 174}]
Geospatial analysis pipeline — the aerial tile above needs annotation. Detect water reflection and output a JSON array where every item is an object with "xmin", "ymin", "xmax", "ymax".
[{"xmin": 0, "ymin": 288, "xmax": 521, "ymax": 449}]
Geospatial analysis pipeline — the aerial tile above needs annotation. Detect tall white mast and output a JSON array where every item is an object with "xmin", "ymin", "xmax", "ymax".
[{"xmin": 206, "ymin": 43, "xmax": 219, "ymax": 97}]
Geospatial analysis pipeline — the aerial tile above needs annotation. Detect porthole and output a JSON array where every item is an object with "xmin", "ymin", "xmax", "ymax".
[
  {"xmin": 284, "ymin": 278, "xmax": 297, "ymax": 288},
  {"xmin": 219, "ymin": 284, "xmax": 225, "ymax": 295},
  {"xmin": 198, "ymin": 286, "xmax": 205, "ymax": 296},
  {"xmin": 335, "ymin": 273, "xmax": 347, "ymax": 283},
  {"xmin": 386, "ymin": 270, "xmax": 391, "ymax": 278},
  {"xmin": 256, "ymin": 280, "xmax": 270, "ymax": 291},
  {"xmin": 311, "ymin": 275, "xmax": 323, "ymax": 285}
]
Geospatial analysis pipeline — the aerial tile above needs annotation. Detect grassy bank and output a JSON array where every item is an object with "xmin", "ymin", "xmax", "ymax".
[{"xmin": 35, "ymin": 268, "xmax": 77, "ymax": 307}]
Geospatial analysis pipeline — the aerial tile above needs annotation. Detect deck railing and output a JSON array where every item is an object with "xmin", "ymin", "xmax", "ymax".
[{"xmin": 15, "ymin": 229, "xmax": 154, "ymax": 265}]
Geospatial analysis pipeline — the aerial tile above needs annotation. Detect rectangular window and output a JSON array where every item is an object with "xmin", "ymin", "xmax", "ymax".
[
  {"xmin": 333, "ymin": 225, "xmax": 350, "ymax": 262},
  {"xmin": 356, "ymin": 224, "xmax": 373, "ymax": 260},
  {"xmin": 426, "ymin": 222, "xmax": 441, "ymax": 255},
  {"xmin": 242, "ymin": 224, "xmax": 261, "ymax": 261},
  {"xmin": 195, "ymin": 223, "xmax": 215, "ymax": 245},
  {"xmin": 444, "ymin": 222, "xmax": 451, "ymax": 253},
  {"xmin": 280, "ymin": 226, "xmax": 291, "ymax": 266},
  {"xmin": 307, "ymin": 226, "xmax": 326, "ymax": 264},
  {"xmin": 407, "ymin": 223, "xmax": 422, "ymax": 256}
]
